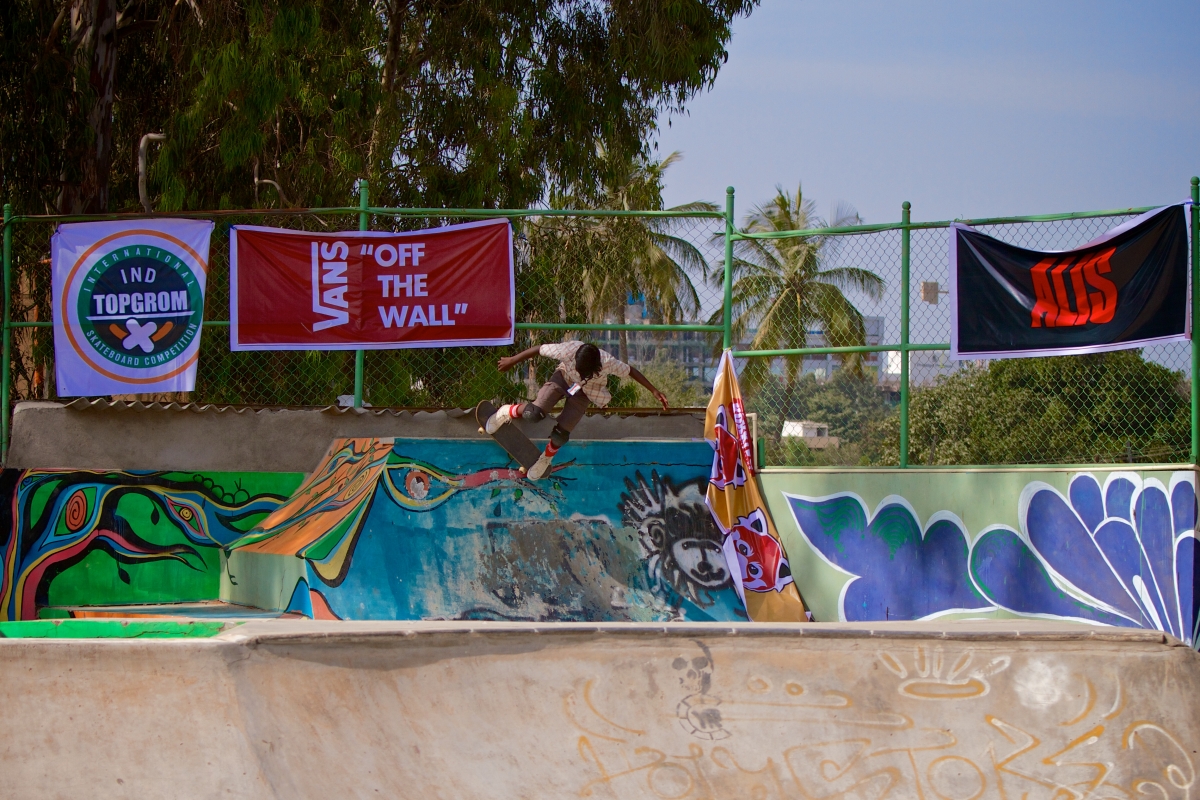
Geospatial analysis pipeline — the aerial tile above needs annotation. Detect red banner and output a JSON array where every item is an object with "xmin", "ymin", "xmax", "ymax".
[{"xmin": 230, "ymin": 219, "xmax": 514, "ymax": 350}]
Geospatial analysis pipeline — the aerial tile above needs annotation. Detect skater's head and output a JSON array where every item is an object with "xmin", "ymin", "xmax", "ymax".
[{"xmin": 575, "ymin": 342, "xmax": 602, "ymax": 381}]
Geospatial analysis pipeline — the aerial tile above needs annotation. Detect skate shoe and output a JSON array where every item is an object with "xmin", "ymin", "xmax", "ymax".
[
  {"xmin": 485, "ymin": 404, "xmax": 515, "ymax": 434},
  {"xmin": 527, "ymin": 452, "xmax": 554, "ymax": 480}
]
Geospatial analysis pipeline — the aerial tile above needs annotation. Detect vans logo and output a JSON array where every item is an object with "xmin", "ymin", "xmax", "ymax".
[{"xmin": 312, "ymin": 241, "xmax": 350, "ymax": 331}]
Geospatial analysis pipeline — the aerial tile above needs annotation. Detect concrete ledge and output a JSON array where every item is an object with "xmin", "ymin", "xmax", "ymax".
[
  {"xmin": 8, "ymin": 400, "xmax": 705, "ymax": 472},
  {"xmin": 216, "ymin": 618, "xmax": 1190, "ymax": 646},
  {"xmin": 2, "ymin": 619, "xmax": 1196, "ymax": 798}
]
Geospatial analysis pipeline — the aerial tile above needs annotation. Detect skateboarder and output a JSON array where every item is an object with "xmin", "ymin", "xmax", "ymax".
[{"xmin": 486, "ymin": 340, "xmax": 670, "ymax": 479}]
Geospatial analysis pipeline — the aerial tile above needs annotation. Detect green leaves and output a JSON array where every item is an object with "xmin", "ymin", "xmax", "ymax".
[
  {"xmin": 878, "ymin": 352, "xmax": 1189, "ymax": 466},
  {"xmin": 712, "ymin": 183, "xmax": 884, "ymax": 388},
  {"xmin": 751, "ymin": 370, "xmax": 893, "ymax": 466},
  {"xmin": 3, "ymin": 0, "xmax": 758, "ymax": 214},
  {"xmin": 520, "ymin": 151, "xmax": 709, "ymax": 340}
]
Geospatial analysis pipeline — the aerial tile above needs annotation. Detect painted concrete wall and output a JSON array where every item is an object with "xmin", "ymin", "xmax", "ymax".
[
  {"xmin": 0, "ymin": 469, "xmax": 303, "ymax": 619},
  {"xmin": 760, "ymin": 467, "xmax": 1199, "ymax": 646},
  {"xmin": 0, "ymin": 427, "xmax": 718, "ymax": 621},
  {"xmin": 227, "ymin": 438, "xmax": 743, "ymax": 622},
  {"xmin": 1, "ymin": 620, "xmax": 1196, "ymax": 798}
]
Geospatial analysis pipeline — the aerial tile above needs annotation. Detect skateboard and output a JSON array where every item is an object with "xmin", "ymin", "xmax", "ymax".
[{"xmin": 475, "ymin": 400, "xmax": 542, "ymax": 473}]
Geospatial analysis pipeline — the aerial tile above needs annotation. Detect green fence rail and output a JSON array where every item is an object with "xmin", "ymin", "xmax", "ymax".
[{"xmin": 3, "ymin": 178, "xmax": 1197, "ymax": 469}]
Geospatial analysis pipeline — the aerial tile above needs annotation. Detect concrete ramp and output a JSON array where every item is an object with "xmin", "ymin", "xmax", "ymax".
[{"xmin": 2, "ymin": 620, "xmax": 1197, "ymax": 798}]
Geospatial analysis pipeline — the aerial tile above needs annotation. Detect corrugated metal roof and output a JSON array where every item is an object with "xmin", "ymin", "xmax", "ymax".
[{"xmin": 47, "ymin": 399, "xmax": 700, "ymax": 417}]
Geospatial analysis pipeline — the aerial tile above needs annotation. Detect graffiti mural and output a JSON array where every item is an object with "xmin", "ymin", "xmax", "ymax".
[
  {"xmin": 620, "ymin": 472, "xmax": 730, "ymax": 608},
  {"xmin": 234, "ymin": 438, "xmax": 743, "ymax": 622},
  {"xmin": 0, "ymin": 469, "xmax": 300, "ymax": 620},
  {"xmin": 781, "ymin": 471, "xmax": 1198, "ymax": 646},
  {"xmin": 571, "ymin": 639, "xmax": 1198, "ymax": 799}
]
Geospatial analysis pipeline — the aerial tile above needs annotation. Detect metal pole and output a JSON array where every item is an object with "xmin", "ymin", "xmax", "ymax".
[
  {"xmin": 723, "ymin": 186, "xmax": 735, "ymax": 350},
  {"xmin": 1, "ymin": 204, "xmax": 10, "ymax": 463},
  {"xmin": 899, "ymin": 201, "xmax": 911, "ymax": 468},
  {"xmin": 354, "ymin": 179, "xmax": 368, "ymax": 409},
  {"xmin": 1191, "ymin": 177, "xmax": 1198, "ymax": 464}
]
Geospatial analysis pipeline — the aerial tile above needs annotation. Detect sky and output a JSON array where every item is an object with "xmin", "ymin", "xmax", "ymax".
[{"xmin": 655, "ymin": 0, "xmax": 1200, "ymax": 226}]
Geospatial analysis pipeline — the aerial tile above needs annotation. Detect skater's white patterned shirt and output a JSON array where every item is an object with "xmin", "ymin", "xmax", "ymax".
[{"xmin": 539, "ymin": 341, "xmax": 630, "ymax": 407}]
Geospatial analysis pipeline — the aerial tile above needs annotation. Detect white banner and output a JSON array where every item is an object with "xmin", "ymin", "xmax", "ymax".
[{"xmin": 53, "ymin": 219, "xmax": 212, "ymax": 396}]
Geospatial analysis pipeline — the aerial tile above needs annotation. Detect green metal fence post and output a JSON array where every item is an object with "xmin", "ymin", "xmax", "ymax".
[
  {"xmin": 1, "ymin": 204, "xmax": 10, "ymax": 464},
  {"xmin": 354, "ymin": 179, "xmax": 368, "ymax": 408},
  {"xmin": 723, "ymin": 187, "xmax": 735, "ymax": 350},
  {"xmin": 899, "ymin": 200, "xmax": 911, "ymax": 468},
  {"xmin": 1191, "ymin": 177, "xmax": 1198, "ymax": 464}
]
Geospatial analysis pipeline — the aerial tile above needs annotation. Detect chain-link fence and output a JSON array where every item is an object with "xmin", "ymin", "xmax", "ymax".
[
  {"xmin": 3, "ymin": 190, "xmax": 1196, "ymax": 468},
  {"xmin": 2, "ymin": 204, "xmax": 727, "ymax": 412},
  {"xmin": 737, "ymin": 206, "xmax": 1195, "ymax": 468}
]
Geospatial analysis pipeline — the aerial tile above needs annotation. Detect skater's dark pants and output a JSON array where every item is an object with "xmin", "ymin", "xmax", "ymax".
[{"xmin": 521, "ymin": 369, "xmax": 588, "ymax": 433}]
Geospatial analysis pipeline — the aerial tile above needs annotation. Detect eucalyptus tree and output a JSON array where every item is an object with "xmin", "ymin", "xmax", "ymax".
[
  {"xmin": 1, "ymin": 0, "xmax": 757, "ymax": 408},
  {"xmin": 711, "ymin": 185, "xmax": 884, "ymax": 391},
  {"xmin": 2, "ymin": 0, "xmax": 760, "ymax": 215}
]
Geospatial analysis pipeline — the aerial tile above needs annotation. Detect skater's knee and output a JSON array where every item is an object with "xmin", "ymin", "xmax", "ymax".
[
  {"xmin": 521, "ymin": 403, "xmax": 546, "ymax": 422},
  {"xmin": 549, "ymin": 425, "xmax": 571, "ymax": 448}
]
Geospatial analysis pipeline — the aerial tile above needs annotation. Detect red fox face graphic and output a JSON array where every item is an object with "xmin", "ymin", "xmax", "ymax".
[{"xmin": 728, "ymin": 509, "xmax": 792, "ymax": 593}]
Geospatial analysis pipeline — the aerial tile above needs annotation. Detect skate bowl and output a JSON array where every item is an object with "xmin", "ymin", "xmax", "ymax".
[
  {"xmin": 1, "ymin": 619, "xmax": 1197, "ymax": 798},
  {"xmin": 3, "ymin": 402, "xmax": 741, "ymax": 624},
  {"xmin": 3, "ymin": 402, "xmax": 1199, "ymax": 798}
]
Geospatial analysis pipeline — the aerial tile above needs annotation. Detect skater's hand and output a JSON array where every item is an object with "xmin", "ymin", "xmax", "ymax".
[
  {"xmin": 652, "ymin": 389, "xmax": 669, "ymax": 410},
  {"xmin": 497, "ymin": 346, "xmax": 542, "ymax": 373}
]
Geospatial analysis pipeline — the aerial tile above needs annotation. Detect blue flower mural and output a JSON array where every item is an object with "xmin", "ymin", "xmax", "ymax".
[
  {"xmin": 785, "ymin": 493, "xmax": 992, "ymax": 622},
  {"xmin": 784, "ymin": 472, "xmax": 1197, "ymax": 646}
]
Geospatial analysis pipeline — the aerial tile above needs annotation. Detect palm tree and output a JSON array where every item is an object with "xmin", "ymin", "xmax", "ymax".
[
  {"xmin": 523, "ymin": 152, "xmax": 712, "ymax": 360},
  {"xmin": 711, "ymin": 184, "xmax": 884, "ymax": 391}
]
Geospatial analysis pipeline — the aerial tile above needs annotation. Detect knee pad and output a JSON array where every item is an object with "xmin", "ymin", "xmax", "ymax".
[
  {"xmin": 521, "ymin": 403, "xmax": 546, "ymax": 422},
  {"xmin": 549, "ymin": 425, "xmax": 571, "ymax": 448}
]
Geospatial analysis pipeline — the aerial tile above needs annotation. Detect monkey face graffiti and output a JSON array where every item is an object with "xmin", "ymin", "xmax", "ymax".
[
  {"xmin": 620, "ymin": 471, "xmax": 731, "ymax": 606},
  {"xmin": 729, "ymin": 509, "xmax": 793, "ymax": 593},
  {"xmin": 709, "ymin": 405, "xmax": 746, "ymax": 491},
  {"xmin": 671, "ymin": 536, "xmax": 726, "ymax": 591}
]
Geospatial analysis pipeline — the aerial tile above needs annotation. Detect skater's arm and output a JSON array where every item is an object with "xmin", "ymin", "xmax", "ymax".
[
  {"xmin": 497, "ymin": 346, "xmax": 541, "ymax": 372},
  {"xmin": 627, "ymin": 367, "xmax": 669, "ymax": 410}
]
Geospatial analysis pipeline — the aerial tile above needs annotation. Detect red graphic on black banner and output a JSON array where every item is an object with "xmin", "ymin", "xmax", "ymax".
[
  {"xmin": 951, "ymin": 205, "xmax": 1188, "ymax": 359},
  {"xmin": 230, "ymin": 218, "xmax": 513, "ymax": 350}
]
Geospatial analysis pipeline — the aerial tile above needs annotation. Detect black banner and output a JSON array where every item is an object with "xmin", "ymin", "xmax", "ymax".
[{"xmin": 952, "ymin": 205, "xmax": 1189, "ymax": 359}]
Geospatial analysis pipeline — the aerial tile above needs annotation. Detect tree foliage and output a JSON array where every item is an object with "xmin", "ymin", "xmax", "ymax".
[
  {"xmin": 1, "ymin": 0, "xmax": 759, "ymax": 215},
  {"xmin": 521, "ymin": 152, "xmax": 708, "ymax": 334},
  {"xmin": 877, "ymin": 352, "xmax": 1190, "ymax": 466},
  {"xmin": 1, "ymin": 0, "xmax": 754, "ymax": 408},
  {"xmin": 748, "ymin": 369, "xmax": 893, "ymax": 466},
  {"xmin": 710, "ymin": 185, "xmax": 884, "ymax": 391}
]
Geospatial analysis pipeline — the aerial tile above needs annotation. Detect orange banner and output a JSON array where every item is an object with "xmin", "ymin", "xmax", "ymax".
[{"xmin": 705, "ymin": 351, "xmax": 809, "ymax": 622}]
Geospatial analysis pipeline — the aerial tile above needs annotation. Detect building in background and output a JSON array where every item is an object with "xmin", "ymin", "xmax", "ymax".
[
  {"xmin": 794, "ymin": 316, "xmax": 885, "ymax": 382},
  {"xmin": 595, "ymin": 295, "xmax": 717, "ymax": 383},
  {"xmin": 594, "ymin": 300, "xmax": 892, "ymax": 391},
  {"xmin": 880, "ymin": 349, "xmax": 977, "ymax": 392},
  {"xmin": 780, "ymin": 420, "xmax": 839, "ymax": 449}
]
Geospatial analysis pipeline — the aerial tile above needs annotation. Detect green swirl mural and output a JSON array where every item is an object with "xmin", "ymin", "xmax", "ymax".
[{"xmin": 0, "ymin": 470, "xmax": 302, "ymax": 620}]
